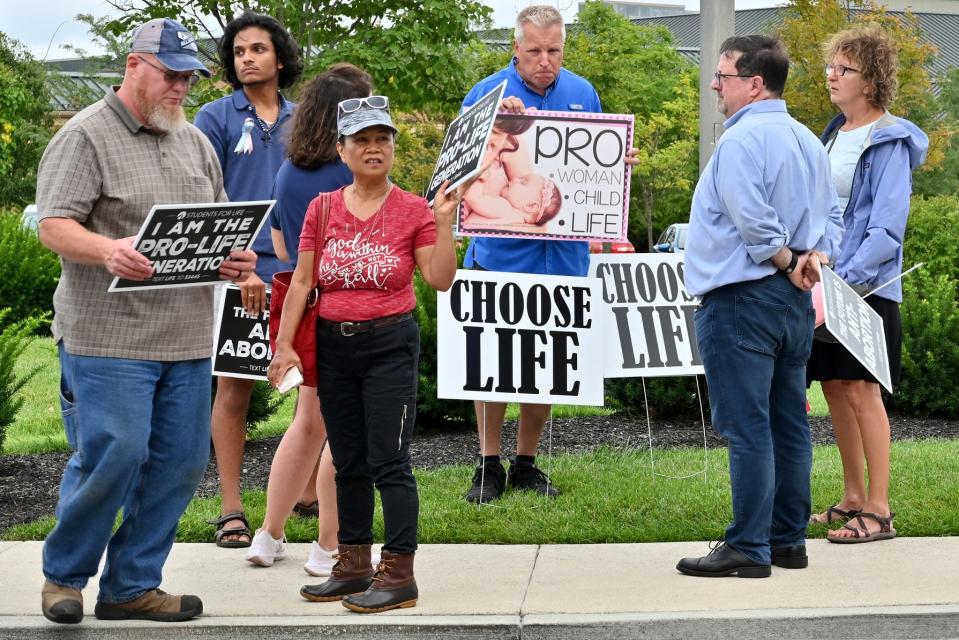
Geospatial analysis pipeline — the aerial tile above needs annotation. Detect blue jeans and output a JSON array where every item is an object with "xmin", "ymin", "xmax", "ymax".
[
  {"xmin": 695, "ymin": 273, "xmax": 815, "ymax": 564},
  {"xmin": 43, "ymin": 344, "xmax": 211, "ymax": 603}
]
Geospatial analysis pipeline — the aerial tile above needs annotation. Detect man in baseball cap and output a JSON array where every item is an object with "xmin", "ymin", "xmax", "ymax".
[
  {"xmin": 35, "ymin": 16, "xmax": 257, "ymax": 624},
  {"xmin": 129, "ymin": 18, "xmax": 211, "ymax": 76}
]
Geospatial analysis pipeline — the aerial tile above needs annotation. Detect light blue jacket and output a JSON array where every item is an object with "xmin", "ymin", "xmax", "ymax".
[{"xmin": 821, "ymin": 112, "xmax": 928, "ymax": 303}]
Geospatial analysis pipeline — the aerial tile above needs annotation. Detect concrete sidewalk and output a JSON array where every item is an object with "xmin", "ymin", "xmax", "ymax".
[{"xmin": 2, "ymin": 539, "xmax": 958, "ymax": 639}]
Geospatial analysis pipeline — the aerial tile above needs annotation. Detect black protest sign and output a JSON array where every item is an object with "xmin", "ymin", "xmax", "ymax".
[
  {"xmin": 109, "ymin": 200, "xmax": 274, "ymax": 291},
  {"xmin": 590, "ymin": 254, "xmax": 703, "ymax": 378},
  {"xmin": 212, "ymin": 285, "xmax": 271, "ymax": 380},
  {"xmin": 425, "ymin": 81, "xmax": 506, "ymax": 205},
  {"xmin": 820, "ymin": 267, "xmax": 893, "ymax": 392},
  {"xmin": 456, "ymin": 111, "xmax": 633, "ymax": 242},
  {"xmin": 436, "ymin": 269, "xmax": 604, "ymax": 406}
]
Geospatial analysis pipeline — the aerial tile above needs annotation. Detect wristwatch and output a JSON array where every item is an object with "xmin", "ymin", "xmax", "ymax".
[{"xmin": 782, "ymin": 250, "xmax": 799, "ymax": 275}]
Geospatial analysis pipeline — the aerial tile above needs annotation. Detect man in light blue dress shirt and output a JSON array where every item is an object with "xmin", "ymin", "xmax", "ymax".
[{"xmin": 677, "ymin": 36, "xmax": 843, "ymax": 578}]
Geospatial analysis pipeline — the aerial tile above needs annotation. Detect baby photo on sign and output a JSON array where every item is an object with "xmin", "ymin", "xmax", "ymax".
[{"xmin": 457, "ymin": 111, "xmax": 633, "ymax": 242}]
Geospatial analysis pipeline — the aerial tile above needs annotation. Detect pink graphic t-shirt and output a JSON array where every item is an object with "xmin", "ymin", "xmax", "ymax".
[{"xmin": 299, "ymin": 186, "xmax": 437, "ymax": 322}]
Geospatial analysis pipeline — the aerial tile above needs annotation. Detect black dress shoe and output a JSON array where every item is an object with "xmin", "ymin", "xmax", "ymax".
[
  {"xmin": 771, "ymin": 544, "xmax": 808, "ymax": 569},
  {"xmin": 677, "ymin": 542, "xmax": 771, "ymax": 578}
]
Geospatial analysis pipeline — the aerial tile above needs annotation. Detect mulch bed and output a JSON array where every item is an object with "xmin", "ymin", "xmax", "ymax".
[{"xmin": 2, "ymin": 413, "xmax": 957, "ymax": 534}]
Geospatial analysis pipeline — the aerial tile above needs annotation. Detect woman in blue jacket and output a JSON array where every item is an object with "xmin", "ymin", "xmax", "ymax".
[{"xmin": 808, "ymin": 25, "xmax": 927, "ymax": 543}]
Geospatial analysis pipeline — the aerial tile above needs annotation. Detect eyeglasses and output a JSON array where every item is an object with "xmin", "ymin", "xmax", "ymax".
[
  {"xmin": 338, "ymin": 96, "xmax": 390, "ymax": 115},
  {"xmin": 136, "ymin": 56, "xmax": 200, "ymax": 87},
  {"xmin": 713, "ymin": 72, "xmax": 756, "ymax": 85},
  {"xmin": 825, "ymin": 63, "xmax": 860, "ymax": 77}
]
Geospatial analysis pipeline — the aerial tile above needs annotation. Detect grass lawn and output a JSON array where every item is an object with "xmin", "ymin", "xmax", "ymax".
[
  {"xmin": 5, "ymin": 439, "xmax": 959, "ymax": 542},
  {"xmin": 5, "ymin": 337, "xmax": 827, "ymax": 455}
]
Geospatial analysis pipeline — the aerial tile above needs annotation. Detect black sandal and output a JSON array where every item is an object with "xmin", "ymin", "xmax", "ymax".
[
  {"xmin": 809, "ymin": 504, "xmax": 861, "ymax": 525},
  {"xmin": 828, "ymin": 512, "xmax": 897, "ymax": 544},
  {"xmin": 207, "ymin": 511, "xmax": 252, "ymax": 548}
]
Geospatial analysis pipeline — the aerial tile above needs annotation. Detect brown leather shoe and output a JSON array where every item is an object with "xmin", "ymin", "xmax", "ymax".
[
  {"xmin": 93, "ymin": 589, "xmax": 203, "ymax": 621},
  {"xmin": 41, "ymin": 580, "xmax": 83, "ymax": 624},
  {"xmin": 300, "ymin": 544, "xmax": 375, "ymax": 602},
  {"xmin": 342, "ymin": 550, "xmax": 418, "ymax": 613}
]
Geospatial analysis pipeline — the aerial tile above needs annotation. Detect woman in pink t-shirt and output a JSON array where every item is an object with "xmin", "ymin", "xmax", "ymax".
[{"xmin": 268, "ymin": 96, "xmax": 462, "ymax": 614}]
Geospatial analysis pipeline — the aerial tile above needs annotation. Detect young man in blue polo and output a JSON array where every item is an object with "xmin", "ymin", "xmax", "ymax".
[{"xmin": 194, "ymin": 12, "xmax": 304, "ymax": 548}]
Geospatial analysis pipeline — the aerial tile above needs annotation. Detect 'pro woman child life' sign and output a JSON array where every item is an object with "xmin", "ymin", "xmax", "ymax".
[
  {"xmin": 437, "ymin": 270, "xmax": 604, "ymax": 405},
  {"xmin": 456, "ymin": 111, "xmax": 633, "ymax": 243}
]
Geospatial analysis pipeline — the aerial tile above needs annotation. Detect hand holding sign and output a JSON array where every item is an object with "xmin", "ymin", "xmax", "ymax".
[
  {"xmin": 106, "ymin": 236, "xmax": 154, "ymax": 281},
  {"xmin": 218, "ymin": 248, "xmax": 258, "ymax": 285},
  {"xmin": 239, "ymin": 272, "xmax": 267, "ymax": 316}
]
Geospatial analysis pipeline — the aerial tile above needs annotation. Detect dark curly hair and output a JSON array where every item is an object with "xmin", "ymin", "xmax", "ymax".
[
  {"xmin": 218, "ymin": 12, "xmax": 303, "ymax": 90},
  {"xmin": 285, "ymin": 63, "xmax": 374, "ymax": 170}
]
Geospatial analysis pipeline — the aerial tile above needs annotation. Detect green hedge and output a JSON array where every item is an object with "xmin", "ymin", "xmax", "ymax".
[
  {"xmin": 604, "ymin": 376, "xmax": 708, "ymax": 419},
  {"xmin": 892, "ymin": 195, "xmax": 959, "ymax": 416},
  {"xmin": 414, "ymin": 243, "xmax": 475, "ymax": 429},
  {"xmin": 0, "ymin": 309, "xmax": 43, "ymax": 451},
  {"xmin": 0, "ymin": 209, "xmax": 59, "ymax": 332}
]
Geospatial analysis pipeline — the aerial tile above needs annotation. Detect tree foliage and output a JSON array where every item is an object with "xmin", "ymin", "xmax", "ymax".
[
  {"xmin": 777, "ymin": 0, "xmax": 946, "ymax": 169},
  {"xmin": 0, "ymin": 32, "xmax": 54, "ymax": 207},
  {"xmin": 564, "ymin": 2, "xmax": 698, "ymax": 249},
  {"xmin": 99, "ymin": 0, "xmax": 492, "ymax": 114}
]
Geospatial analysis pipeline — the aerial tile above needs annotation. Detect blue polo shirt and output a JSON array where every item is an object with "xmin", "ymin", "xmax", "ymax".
[
  {"xmin": 461, "ymin": 60, "xmax": 602, "ymax": 276},
  {"xmin": 194, "ymin": 89, "xmax": 296, "ymax": 279},
  {"xmin": 269, "ymin": 158, "xmax": 353, "ymax": 267}
]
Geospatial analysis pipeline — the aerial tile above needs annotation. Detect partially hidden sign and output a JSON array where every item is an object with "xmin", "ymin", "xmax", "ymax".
[
  {"xmin": 109, "ymin": 200, "xmax": 273, "ymax": 291},
  {"xmin": 212, "ymin": 285, "xmax": 271, "ymax": 380},
  {"xmin": 590, "ymin": 253, "xmax": 703, "ymax": 378},
  {"xmin": 437, "ymin": 269, "xmax": 604, "ymax": 405},
  {"xmin": 819, "ymin": 267, "xmax": 892, "ymax": 392},
  {"xmin": 425, "ymin": 81, "xmax": 506, "ymax": 205},
  {"xmin": 456, "ymin": 111, "xmax": 633, "ymax": 242}
]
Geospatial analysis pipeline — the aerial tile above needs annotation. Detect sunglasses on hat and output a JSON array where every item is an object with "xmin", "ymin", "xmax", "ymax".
[{"xmin": 338, "ymin": 96, "xmax": 390, "ymax": 115}]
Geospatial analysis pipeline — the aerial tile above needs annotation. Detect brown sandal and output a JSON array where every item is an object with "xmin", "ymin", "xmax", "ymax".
[
  {"xmin": 809, "ymin": 504, "xmax": 861, "ymax": 525},
  {"xmin": 207, "ymin": 511, "xmax": 252, "ymax": 548},
  {"xmin": 828, "ymin": 512, "xmax": 896, "ymax": 544}
]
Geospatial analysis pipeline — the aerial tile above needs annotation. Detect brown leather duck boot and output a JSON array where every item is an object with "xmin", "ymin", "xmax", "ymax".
[
  {"xmin": 300, "ymin": 544, "xmax": 374, "ymax": 602},
  {"xmin": 342, "ymin": 550, "xmax": 418, "ymax": 613}
]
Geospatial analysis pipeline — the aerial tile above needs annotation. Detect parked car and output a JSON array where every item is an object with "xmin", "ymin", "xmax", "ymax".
[
  {"xmin": 653, "ymin": 223, "xmax": 687, "ymax": 253},
  {"xmin": 589, "ymin": 239, "xmax": 636, "ymax": 254}
]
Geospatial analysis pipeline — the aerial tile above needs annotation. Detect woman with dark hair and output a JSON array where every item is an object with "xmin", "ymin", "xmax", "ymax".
[
  {"xmin": 808, "ymin": 24, "xmax": 927, "ymax": 543},
  {"xmin": 244, "ymin": 64, "xmax": 376, "ymax": 577},
  {"xmin": 195, "ymin": 11, "xmax": 304, "ymax": 549},
  {"xmin": 268, "ymin": 96, "xmax": 464, "ymax": 613}
]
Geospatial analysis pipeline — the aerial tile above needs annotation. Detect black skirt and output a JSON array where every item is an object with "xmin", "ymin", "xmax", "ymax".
[{"xmin": 806, "ymin": 294, "xmax": 902, "ymax": 387}]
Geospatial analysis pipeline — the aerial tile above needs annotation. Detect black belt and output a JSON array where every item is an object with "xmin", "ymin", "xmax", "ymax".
[{"xmin": 318, "ymin": 312, "xmax": 412, "ymax": 337}]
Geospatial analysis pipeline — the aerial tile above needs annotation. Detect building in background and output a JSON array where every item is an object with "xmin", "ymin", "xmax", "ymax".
[{"xmin": 579, "ymin": 1, "xmax": 688, "ymax": 19}]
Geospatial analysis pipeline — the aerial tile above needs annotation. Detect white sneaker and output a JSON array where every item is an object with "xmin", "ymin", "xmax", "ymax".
[
  {"xmin": 302, "ymin": 543, "xmax": 381, "ymax": 576},
  {"xmin": 245, "ymin": 528, "xmax": 287, "ymax": 567},
  {"xmin": 303, "ymin": 542, "xmax": 336, "ymax": 576}
]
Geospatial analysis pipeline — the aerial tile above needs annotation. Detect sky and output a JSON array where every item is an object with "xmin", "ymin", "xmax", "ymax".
[{"xmin": 1, "ymin": 0, "xmax": 781, "ymax": 61}]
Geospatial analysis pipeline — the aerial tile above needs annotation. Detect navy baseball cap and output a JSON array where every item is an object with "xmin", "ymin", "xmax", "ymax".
[{"xmin": 129, "ymin": 18, "xmax": 211, "ymax": 78}]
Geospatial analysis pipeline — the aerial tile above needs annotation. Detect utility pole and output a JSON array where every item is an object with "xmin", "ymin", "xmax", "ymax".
[{"xmin": 699, "ymin": 0, "xmax": 735, "ymax": 173}]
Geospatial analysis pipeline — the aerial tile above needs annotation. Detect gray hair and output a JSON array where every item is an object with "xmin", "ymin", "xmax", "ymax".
[{"xmin": 514, "ymin": 5, "xmax": 566, "ymax": 42}]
